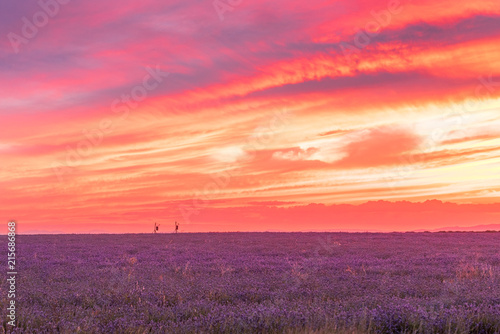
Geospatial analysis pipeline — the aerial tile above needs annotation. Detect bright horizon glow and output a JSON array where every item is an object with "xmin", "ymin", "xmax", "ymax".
[{"xmin": 1, "ymin": 0, "xmax": 500, "ymax": 233}]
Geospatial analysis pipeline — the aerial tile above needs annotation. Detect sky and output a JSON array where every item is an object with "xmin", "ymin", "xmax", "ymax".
[{"xmin": 1, "ymin": 0, "xmax": 500, "ymax": 233}]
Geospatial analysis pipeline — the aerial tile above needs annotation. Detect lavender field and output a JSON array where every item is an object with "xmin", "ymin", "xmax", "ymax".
[{"xmin": 1, "ymin": 232, "xmax": 500, "ymax": 333}]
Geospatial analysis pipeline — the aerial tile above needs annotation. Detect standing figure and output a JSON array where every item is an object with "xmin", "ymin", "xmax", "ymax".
[
  {"xmin": 154, "ymin": 222, "xmax": 160, "ymax": 234},
  {"xmin": 175, "ymin": 221, "xmax": 179, "ymax": 234}
]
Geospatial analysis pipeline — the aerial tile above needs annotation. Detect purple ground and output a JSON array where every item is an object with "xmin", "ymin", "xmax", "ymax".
[{"xmin": 1, "ymin": 232, "xmax": 500, "ymax": 333}]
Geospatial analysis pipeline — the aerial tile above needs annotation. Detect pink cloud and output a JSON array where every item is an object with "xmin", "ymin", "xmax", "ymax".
[{"xmin": 334, "ymin": 126, "xmax": 421, "ymax": 168}]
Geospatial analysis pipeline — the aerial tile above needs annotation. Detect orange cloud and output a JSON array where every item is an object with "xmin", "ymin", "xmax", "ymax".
[{"xmin": 334, "ymin": 126, "xmax": 421, "ymax": 168}]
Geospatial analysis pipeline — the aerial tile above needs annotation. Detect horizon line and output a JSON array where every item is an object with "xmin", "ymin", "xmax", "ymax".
[{"xmin": 5, "ymin": 230, "xmax": 500, "ymax": 236}]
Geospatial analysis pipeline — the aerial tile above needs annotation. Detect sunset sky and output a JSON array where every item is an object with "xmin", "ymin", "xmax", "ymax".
[{"xmin": 1, "ymin": 0, "xmax": 500, "ymax": 233}]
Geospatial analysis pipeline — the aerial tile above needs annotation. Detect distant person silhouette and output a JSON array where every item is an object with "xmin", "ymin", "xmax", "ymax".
[
  {"xmin": 175, "ymin": 221, "xmax": 179, "ymax": 233},
  {"xmin": 154, "ymin": 222, "xmax": 160, "ymax": 233}
]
